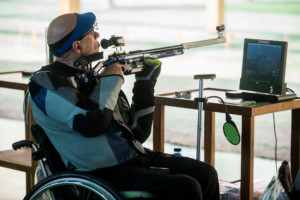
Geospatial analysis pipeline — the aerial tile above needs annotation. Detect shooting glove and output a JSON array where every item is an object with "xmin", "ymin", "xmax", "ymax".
[
  {"xmin": 136, "ymin": 58, "xmax": 161, "ymax": 86},
  {"xmin": 130, "ymin": 58, "xmax": 161, "ymax": 143}
]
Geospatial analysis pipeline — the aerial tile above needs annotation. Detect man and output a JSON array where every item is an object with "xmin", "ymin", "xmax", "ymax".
[{"xmin": 28, "ymin": 12, "xmax": 220, "ymax": 199}]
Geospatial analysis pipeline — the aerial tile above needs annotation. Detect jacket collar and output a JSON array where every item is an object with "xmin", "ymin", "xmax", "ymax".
[{"xmin": 40, "ymin": 61, "xmax": 85, "ymax": 78}]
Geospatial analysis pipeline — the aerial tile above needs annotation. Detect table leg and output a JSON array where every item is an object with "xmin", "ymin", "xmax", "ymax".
[
  {"xmin": 204, "ymin": 111, "xmax": 215, "ymax": 166},
  {"xmin": 153, "ymin": 105, "xmax": 165, "ymax": 152},
  {"xmin": 240, "ymin": 116, "xmax": 254, "ymax": 200},
  {"xmin": 291, "ymin": 108, "xmax": 300, "ymax": 181}
]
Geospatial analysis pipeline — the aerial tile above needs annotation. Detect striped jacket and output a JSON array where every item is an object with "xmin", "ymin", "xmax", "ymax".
[{"xmin": 28, "ymin": 61, "xmax": 155, "ymax": 171}]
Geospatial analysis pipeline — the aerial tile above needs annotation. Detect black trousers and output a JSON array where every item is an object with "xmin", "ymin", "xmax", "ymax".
[{"xmin": 90, "ymin": 149, "xmax": 220, "ymax": 200}]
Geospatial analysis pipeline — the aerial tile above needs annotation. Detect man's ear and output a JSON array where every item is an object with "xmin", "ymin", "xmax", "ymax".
[{"xmin": 72, "ymin": 41, "xmax": 81, "ymax": 54}]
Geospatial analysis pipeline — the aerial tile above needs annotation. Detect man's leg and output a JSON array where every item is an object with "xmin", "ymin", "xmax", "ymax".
[
  {"xmin": 91, "ymin": 158, "xmax": 203, "ymax": 199},
  {"xmin": 147, "ymin": 149, "xmax": 220, "ymax": 200}
]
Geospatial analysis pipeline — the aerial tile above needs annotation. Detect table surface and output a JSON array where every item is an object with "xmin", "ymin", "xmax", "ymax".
[
  {"xmin": 155, "ymin": 87, "xmax": 300, "ymax": 115},
  {"xmin": 0, "ymin": 71, "xmax": 32, "ymax": 90}
]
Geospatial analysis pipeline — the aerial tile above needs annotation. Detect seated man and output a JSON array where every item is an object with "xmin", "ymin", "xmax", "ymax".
[{"xmin": 27, "ymin": 12, "xmax": 220, "ymax": 200}]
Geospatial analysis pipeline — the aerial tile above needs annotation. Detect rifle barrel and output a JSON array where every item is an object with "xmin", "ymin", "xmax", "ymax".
[
  {"xmin": 128, "ymin": 37, "xmax": 226, "ymax": 56},
  {"xmin": 183, "ymin": 37, "xmax": 226, "ymax": 49}
]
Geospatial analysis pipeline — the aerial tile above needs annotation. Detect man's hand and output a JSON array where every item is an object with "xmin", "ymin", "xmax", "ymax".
[
  {"xmin": 131, "ymin": 58, "xmax": 162, "ymax": 143},
  {"xmin": 100, "ymin": 62, "xmax": 124, "ymax": 78},
  {"xmin": 136, "ymin": 58, "xmax": 161, "ymax": 82}
]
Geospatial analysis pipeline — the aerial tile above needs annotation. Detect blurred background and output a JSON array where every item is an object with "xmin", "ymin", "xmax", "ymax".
[{"xmin": 0, "ymin": 0, "xmax": 300, "ymax": 198}]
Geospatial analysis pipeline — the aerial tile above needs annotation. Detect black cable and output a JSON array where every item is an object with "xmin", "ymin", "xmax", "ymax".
[
  {"xmin": 272, "ymin": 113, "xmax": 278, "ymax": 175},
  {"xmin": 206, "ymin": 96, "xmax": 231, "ymax": 122},
  {"xmin": 286, "ymin": 87, "xmax": 296, "ymax": 94},
  {"xmin": 206, "ymin": 96, "xmax": 228, "ymax": 112}
]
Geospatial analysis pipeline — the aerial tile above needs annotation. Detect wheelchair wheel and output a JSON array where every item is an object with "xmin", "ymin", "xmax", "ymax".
[{"xmin": 24, "ymin": 172, "xmax": 123, "ymax": 200}]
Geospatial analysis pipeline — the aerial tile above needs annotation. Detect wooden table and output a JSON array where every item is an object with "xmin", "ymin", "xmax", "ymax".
[
  {"xmin": 153, "ymin": 88, "xmax": 300, "ymax": 200},
  {"xmin": 0, "ymin": 71, "xmax": 36, "ymax": 192}
]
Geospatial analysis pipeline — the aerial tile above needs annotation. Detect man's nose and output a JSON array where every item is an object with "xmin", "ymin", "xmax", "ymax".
[{"xmin": 95, "ymin": 31, "xmax": 100, "ymax": 39}]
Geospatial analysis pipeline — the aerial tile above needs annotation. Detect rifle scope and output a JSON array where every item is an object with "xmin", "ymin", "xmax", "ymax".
[{"xmin": 101, "ymin": 35, "xmax": 125, "ymax": 49}]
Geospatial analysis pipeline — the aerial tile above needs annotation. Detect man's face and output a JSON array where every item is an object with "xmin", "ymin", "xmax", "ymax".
[{"xmin": 79, "ymin": 29, "xmax": 100, "ymax": 56}]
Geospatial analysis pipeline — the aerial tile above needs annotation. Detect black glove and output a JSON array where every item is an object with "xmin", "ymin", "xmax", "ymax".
[{"xmin": 136, "ymin": 58, "xmax": 161, "ymax": 85}]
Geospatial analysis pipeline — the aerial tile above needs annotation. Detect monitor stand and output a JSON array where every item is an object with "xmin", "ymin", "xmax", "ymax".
[
  {"xmin": 239, "ymin": 78, "xmax": 287, "ymax": 95},
  {"xmin": 241, "ymin": 91, "xmax": 297, "ymax": 103}
]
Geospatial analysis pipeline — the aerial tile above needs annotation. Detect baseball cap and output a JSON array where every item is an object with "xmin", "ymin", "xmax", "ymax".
[{"xmin": 49, "ymin": 12, "xmax": 96, "ymax": 57}]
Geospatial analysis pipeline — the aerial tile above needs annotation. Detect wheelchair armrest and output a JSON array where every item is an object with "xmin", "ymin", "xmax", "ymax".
[{"xmin": 12, "ymin": 140, "xmax": 33, "ymax": 150}]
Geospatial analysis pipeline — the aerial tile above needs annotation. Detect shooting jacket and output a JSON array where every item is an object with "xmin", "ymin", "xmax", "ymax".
[{"xmin": 28, "ymin": 61, "xmax": 155, "ymax": 171}]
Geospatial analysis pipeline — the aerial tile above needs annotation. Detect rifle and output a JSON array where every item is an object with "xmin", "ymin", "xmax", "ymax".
[{"xmin": 74, "ymin": 24, "xmax": 226, "ymax": 76}]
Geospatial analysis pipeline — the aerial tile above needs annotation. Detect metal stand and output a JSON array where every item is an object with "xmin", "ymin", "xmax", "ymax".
[{"xmin": 194, "ymin": 74, "xmax": 216, "ymax": 160}]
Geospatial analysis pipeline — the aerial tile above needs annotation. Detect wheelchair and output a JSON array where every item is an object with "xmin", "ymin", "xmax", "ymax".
[{"xmin": 13, "ymin": 124, "xmax": 154, "ymax": 200}]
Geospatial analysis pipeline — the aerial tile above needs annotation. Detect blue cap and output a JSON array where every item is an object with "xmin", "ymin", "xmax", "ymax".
[{"xmin": 50, "ymin": 12, "xmax": 96, "ymax": 57}]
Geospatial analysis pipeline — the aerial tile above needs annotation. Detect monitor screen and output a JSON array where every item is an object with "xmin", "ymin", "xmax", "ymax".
[
  {"xmin": 239, "ymin": 38, "xmax": 288, "ymax": 95},
  {"xmin": 245, "ymin": 43, "xmax": 282, "ymax": 78}
]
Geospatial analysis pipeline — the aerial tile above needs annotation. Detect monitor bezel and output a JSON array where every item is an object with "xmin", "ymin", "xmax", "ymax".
[{"xmin": 239, "ymin": 38, "xmax": 288, "ymax": 94}]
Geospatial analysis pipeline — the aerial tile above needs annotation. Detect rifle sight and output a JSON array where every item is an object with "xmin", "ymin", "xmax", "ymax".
[{"xmin": 101, "ymin": 35, "xmax": 125, "ymax": 49}]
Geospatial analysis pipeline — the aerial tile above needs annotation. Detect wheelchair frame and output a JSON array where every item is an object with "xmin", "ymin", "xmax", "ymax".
[{"xmin": 12, "ymin": 124, "xmax": 154, "ymax": 200}]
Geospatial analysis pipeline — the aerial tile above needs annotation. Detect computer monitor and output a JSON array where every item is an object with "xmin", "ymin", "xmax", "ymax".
[{"xmin": 239, "ymin": 38, "xmax": 288, "ymax": 95}]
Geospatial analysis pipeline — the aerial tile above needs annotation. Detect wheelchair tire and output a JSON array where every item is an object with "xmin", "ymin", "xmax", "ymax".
[{"xmin": 24, "ymin": 172, "xmax": 123, "ymax": 200}]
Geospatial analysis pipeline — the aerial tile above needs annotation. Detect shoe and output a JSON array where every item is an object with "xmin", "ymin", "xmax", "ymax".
[{"xmin": 278, "ymin": 161, "xmax": 293, "ymax": 193}]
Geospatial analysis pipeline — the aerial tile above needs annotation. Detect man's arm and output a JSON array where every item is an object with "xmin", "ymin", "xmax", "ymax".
[
  {"xmin": 130, "ymin": 58, "xmax": 161, "ymax": 143},
  {"xmin": 72, "ymin": 74, "xmax": 124, "ymax": 136}
]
